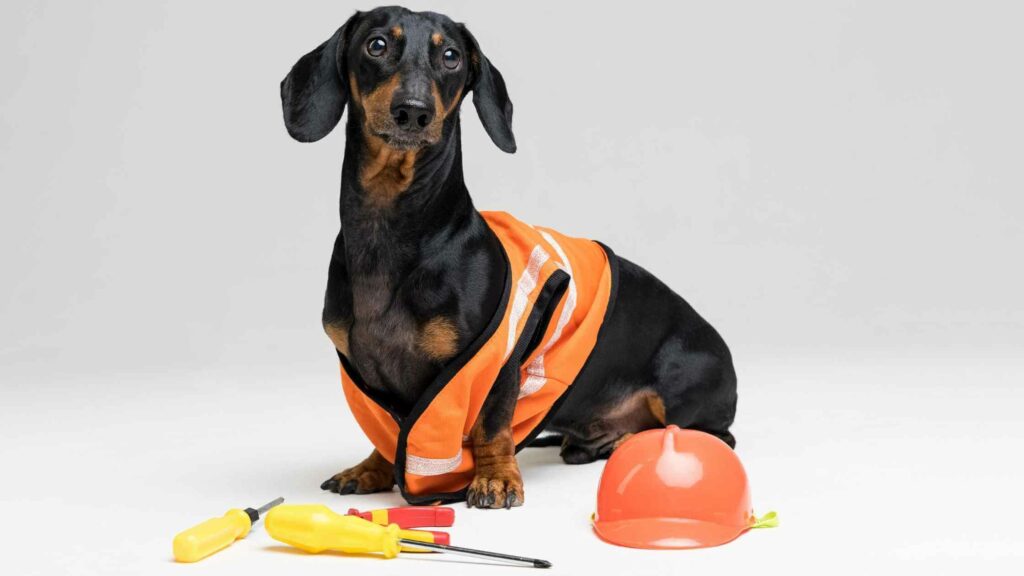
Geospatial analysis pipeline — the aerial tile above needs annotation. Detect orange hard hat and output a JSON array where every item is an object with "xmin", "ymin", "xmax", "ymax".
[{"xmin": 592, "ymin": 425, "xmax": 777, "ymax": 549}]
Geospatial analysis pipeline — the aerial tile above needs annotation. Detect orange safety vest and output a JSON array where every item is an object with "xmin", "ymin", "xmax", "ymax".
[{"xmin": 339, "ymin": 211, "xmax": 619, "ymax": 503}]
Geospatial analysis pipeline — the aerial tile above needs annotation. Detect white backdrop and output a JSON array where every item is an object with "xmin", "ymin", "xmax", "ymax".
[
  {"xmin": 2, "ymin": 1, "xmax": 1022, "ymax": 574},
  {"xmin": 3, "ymin": 1, "xmax": 1021, "ymax": 375}
]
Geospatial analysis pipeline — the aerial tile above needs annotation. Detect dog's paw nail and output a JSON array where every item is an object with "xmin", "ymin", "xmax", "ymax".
[
  {"xmin": 467, "ymin": 488, "xmax": 486, "ymax": 508},
  {"xmin": 321, "ymin": 478, "xmax": 337, "ymax": 491}
]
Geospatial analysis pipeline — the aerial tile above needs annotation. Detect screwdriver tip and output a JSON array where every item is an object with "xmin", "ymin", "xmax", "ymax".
[
  {"xmin": 534, "ymin": 559, "xmax": 552, "ymax": 569},
  {"xmin": 255, "ymin": 497, "xmax": 285, "ymax": 517}
]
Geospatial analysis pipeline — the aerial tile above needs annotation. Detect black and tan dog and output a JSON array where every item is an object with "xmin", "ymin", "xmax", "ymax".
[{"xmin": 280, "ymin": 6, "xmax": 737, "ymax": 508}]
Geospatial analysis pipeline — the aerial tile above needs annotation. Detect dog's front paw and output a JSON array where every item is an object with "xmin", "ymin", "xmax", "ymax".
[
  {"xmin": 466, "ymin": 465, "xmax": 524, "ymax": 509},
  {"xmin": 321, "ymin": 451, "xmax": 395, "ymax": 495}
]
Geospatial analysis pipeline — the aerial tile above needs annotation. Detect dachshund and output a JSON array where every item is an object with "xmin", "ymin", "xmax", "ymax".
[{"xmin": 280, "ymin": 6, "xmax": 737, "ymax": 508}]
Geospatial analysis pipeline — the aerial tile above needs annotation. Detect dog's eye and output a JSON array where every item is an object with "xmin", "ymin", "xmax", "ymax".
[
  {"xmin": 442, "ymin": 48, "xmax": 461, "ymax": 70},
  {"xmin": 366, "ymin": 37, "xmax": 388, "ymax": 57}
]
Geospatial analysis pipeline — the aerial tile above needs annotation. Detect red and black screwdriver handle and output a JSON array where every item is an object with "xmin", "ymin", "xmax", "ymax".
[
  {"xmin": 347, "ymin": 506, "xmax": 455, "ymax": 529},
  {"xmin": 347, "ymin": 506, "xmax": 455, "ymax": 545}
]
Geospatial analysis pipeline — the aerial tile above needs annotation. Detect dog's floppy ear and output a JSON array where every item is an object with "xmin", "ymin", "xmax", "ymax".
[
  {"xmin": 280, "ymin": 13, "xmax": 359, "ymax": 142},
  {"xmin": 459, "ymin": 25, "xmax": 516, "ymax": 153}
]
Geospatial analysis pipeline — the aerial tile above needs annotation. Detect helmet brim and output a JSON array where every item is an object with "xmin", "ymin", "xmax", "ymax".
[{"xmin": 592, "ymin": 517, "xmax": 748, "ymax": 550}]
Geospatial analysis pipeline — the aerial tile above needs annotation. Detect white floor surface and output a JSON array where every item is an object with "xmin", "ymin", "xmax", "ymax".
[{"xmin": 3, "ymin": 356, "xmax": 1022, "ymax": 574}]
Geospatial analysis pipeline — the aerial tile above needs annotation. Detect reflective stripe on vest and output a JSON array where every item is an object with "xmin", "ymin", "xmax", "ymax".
[{"xmin": 339, "ymin": 211, "xmax": 617, "ymax": 503}]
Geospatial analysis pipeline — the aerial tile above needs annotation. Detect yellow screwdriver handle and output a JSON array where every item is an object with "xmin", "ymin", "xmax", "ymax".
[
  {"xmin": 173, "ymin": 509, "xmax": 252, "ymax": 563},
  {"xmin": 265, "ymin": 504, "xmax": 401, "ymax": 558}
]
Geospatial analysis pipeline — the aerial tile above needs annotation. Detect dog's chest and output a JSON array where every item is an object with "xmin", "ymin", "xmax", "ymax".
[{"xmin": 346, "ymin": 286, "xmax": 437, "ymax": 410}]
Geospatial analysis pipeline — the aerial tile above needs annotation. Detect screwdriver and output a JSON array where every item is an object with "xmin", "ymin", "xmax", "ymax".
[
  {"xmin": 173, "ymin": 497, "xmax": 284, "ymax": 562},
  {"xmin": 347, "ymin": 506, "xmax": 453, "ymax": 551},
  {"xmin": 347, "ymin": 506, "xmax": 455, "ymax": 528},
  {"xmin": 266, "ymin": 504, "xmax": 552, "ymax": 569},
  {"xmin": 273, "ymin": 504, "xmax": 453, "ymax": 555}
]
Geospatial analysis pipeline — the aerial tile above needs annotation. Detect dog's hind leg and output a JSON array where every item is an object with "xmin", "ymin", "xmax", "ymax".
[
  {"xmin": 557, "ymin": 388, "xmax": 664, "ymax": 464},
  {"xmin": 559, "ymin": 434, "xmax": 617, "ymax": 465},
  {"xmin": 526, "ymin": 434, "xmax": 565, "ymax": 448},
  {"xmin": 652, "ymin": 337, "xmax": 738, "ymax": 449}
]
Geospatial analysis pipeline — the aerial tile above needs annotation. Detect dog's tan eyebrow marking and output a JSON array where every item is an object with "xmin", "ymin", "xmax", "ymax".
[
  {"xmin": 391, "ymin": 26, "xmax": 403, "ymax": 38},
  {"xmin": 431, "ymin": 32, "xmax": 443, "ymax": 46}
]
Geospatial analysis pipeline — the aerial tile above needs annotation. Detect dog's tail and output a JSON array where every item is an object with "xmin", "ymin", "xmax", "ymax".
[{"xmin": 526, "ymin": 434, "xmax": 564, "ymax": 448}]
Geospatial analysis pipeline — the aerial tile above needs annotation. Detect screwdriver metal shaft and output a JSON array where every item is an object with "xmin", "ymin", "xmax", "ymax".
[
  {"xmin": 266, "ymin": 504, "xmax": 551, "ymax": 569},
  {"xmin": 398, "ymin": 538, "xmax": 552, "ymax": 568},
  {"xmin": 255, "ymin": 497, "xmax": 285, "ymax": 517}
]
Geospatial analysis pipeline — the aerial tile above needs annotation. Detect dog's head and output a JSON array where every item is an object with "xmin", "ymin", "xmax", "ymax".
[{"xmin": 281, "ymin": 6, "xmax": 515, "ymax": 153}]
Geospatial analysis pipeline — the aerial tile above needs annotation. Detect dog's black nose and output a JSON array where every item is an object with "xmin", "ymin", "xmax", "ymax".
[{"xmin": 391, "ymin": 100, "xmax": 434, "ymax": 132}]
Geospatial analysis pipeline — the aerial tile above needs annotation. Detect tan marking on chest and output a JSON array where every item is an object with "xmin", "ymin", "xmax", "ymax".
[
  {"xmin": 418, "ymin": 316, "xmax": 459, "ymax": 361},
  {"xmin": 324, "ymin": 321, "xmax": 351, "ymax": 357}
]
